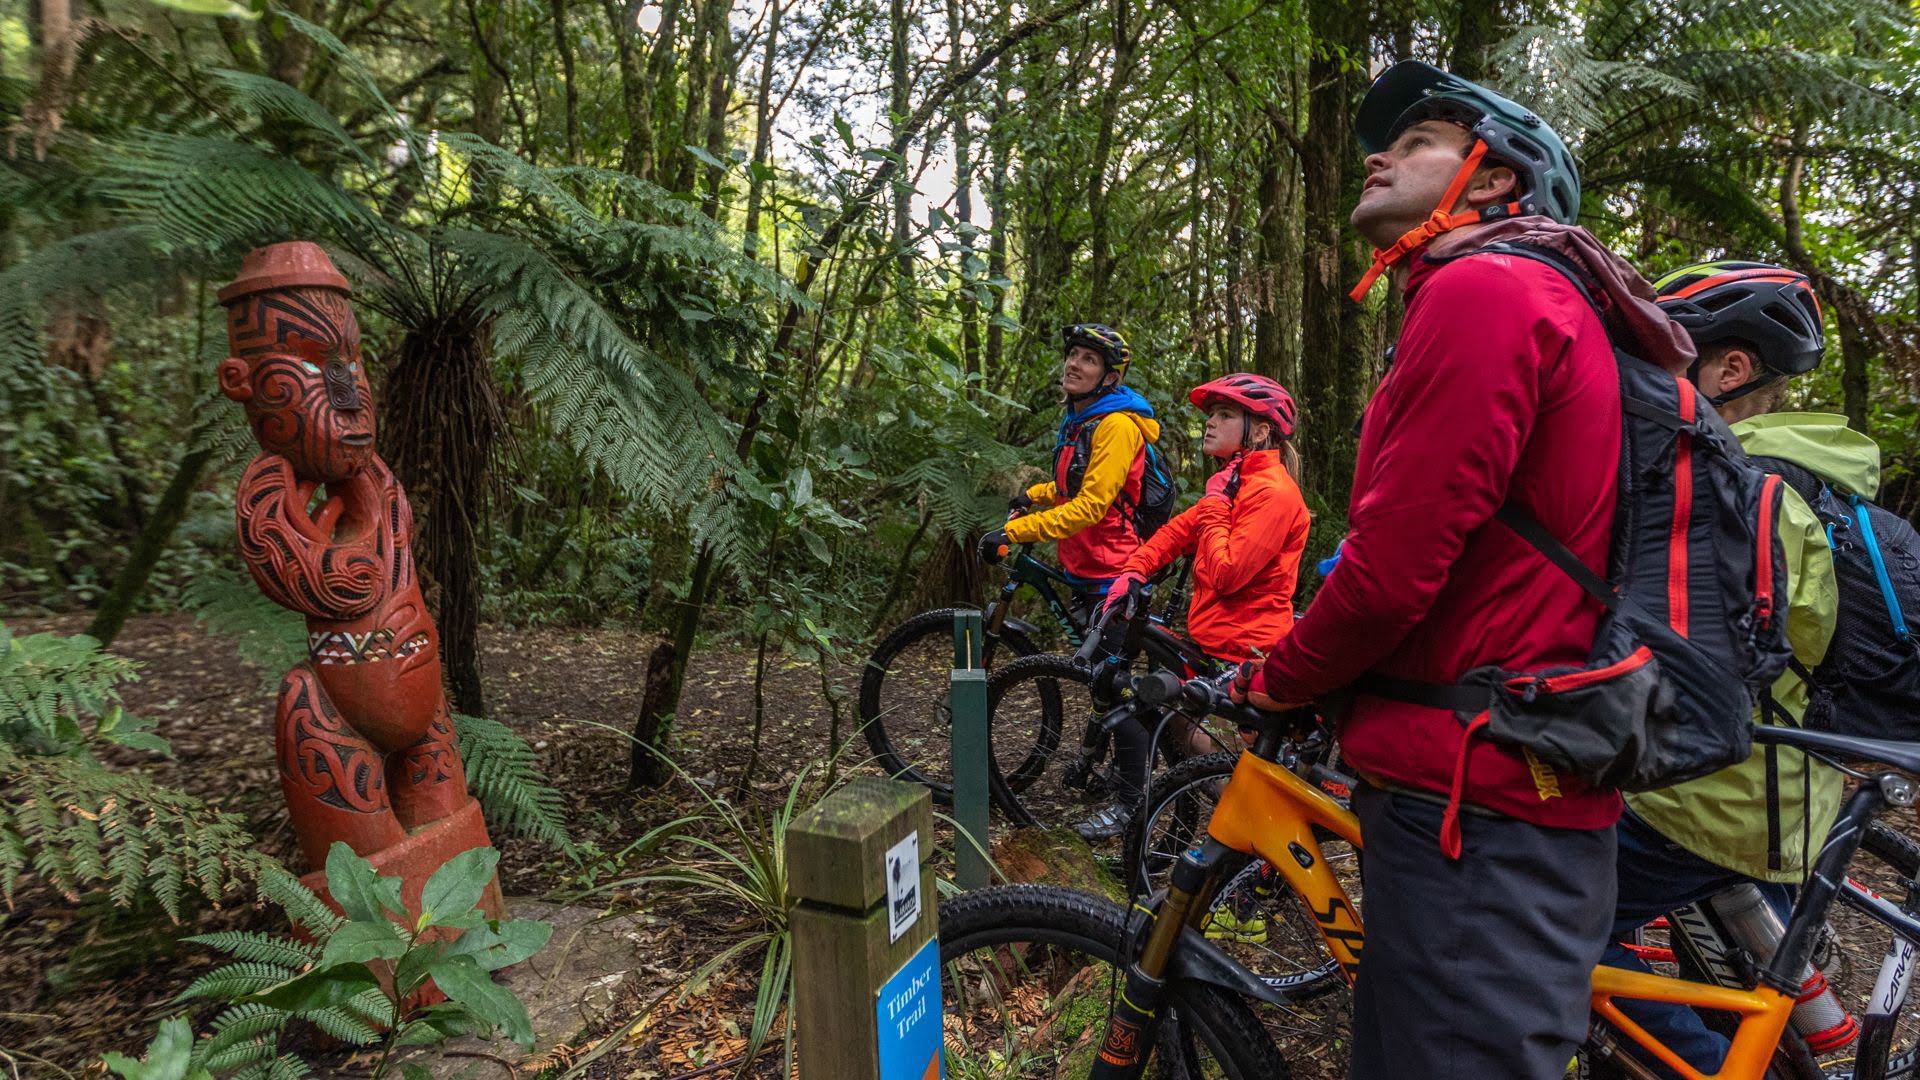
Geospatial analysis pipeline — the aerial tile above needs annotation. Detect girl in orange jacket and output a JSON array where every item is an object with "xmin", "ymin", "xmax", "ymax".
[{"xmin": 1075, "ymin": 373, "xmax": 1313, "ymax": 840}]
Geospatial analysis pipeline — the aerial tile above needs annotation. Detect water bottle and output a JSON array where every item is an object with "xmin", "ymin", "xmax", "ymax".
[{"xmin": 1709, "ymin": 884, "xmax": 1858, "ymax": 1052}]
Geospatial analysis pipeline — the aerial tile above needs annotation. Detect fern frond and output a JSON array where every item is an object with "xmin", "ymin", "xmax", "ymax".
[
  {"xmin": 176, "ymin": 960, "xmax": 303, "ymax": 1002},
  {"xmin": 0, "ymin": 623, "xmax": 141, "ymax": 752},
  {"xmin": 204, "ymin": 68, "xmax": 373, "ymax": 167},
  {"xmin": 0, "ymin": 741, "xmax": 271, "ymax": 917},
  {"xmin": 100, "ymin": 132, "xmax": 383, "ymax": 257},
  {"xmin": 249, "ymin": 862, "xmax": 342, "ymax": 937},
  {"xmin": 453, "ymin": 712, "xmax": 573, "ymax": 855},
  {"xmin": 197, "ymin": 1002, "xmax": 288, "ymax": 1071},
  {"xmin": 183, "ymin": 930, "xmax": 319, "ymax": 968},
  {"xmin": 299, "ymin": 999, "xmax": 383, "ymax": 1045},
  {"xmin": 178, "ymin": 573, "xmax": 307, "ymax": 688},
  {"xmin": 272, "ymin": 8, "xmax": 420, "ymax": 164},
  {"xmin": 231, "ymin": 1055, "xmax": 312, "ymax": 1080}
]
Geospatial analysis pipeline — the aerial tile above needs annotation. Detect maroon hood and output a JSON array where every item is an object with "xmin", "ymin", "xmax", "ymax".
[{"xmin": 1430, "ymin": 217, "xmax": 1697, "ymax": 374}]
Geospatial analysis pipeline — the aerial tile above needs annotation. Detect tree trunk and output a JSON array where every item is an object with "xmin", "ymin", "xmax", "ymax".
[
  {"xmin": 698, "ymin": 16, "xmax": 734, "ymax": 220},
  {"xmin": 549, "ymin": 0, "xmax": 581, "ymax": 163},
  {"xmin": 1449, "ymin": 0, "xmax": 1501, "ymax": 82},
  {"xmin": 1781, "ymin": 147, "xmax": 1873, "ymax": 431},
  {"xmin": 629, "ymin": 638, "xmax": 678, "ymax": 788},
  {"xmin": 1254, "ymin": 127, "xmax": 1302, "ymax": 385},
  {"xmin": 948, "ymin": 0, "xmax": 980, "ymax": 381},
  {"xmin": 983, "ymin": 26, "xmax": 1011, "ymax": 380},
  {"xmin": 647, "ymin": 0, "xmax": 1099, "ymax": 769},
  {"xmin": 669, "ymin": 0, "xmax": 722, "ymax": 192},
  {"xmin": 1299, "ymin": 36, "xmax": 1345, "ymax": 499},
  {"xmin": 382, "ymin": 318, "xmax": 501, "ymax": 717},
  {"xmin": 601, "ymin": 0, "xmax": 653, "ymax": 176},
  {"xmin": 890, "ymin": 0, "xmax": 913, "ymax": 310},
  {"xmin": 741, "ymin": 0, "xmax": 781, "ymax": 255},
  {"xmin": 86, "ymin": 445, "xmax": 214, "ymax": 646},
  {"xmin": 1086, "ymin": 0, "xmax": 1133, "ymax": 312}
]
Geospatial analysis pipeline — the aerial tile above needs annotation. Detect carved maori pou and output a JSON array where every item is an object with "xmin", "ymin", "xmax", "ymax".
[{"xmin": 219, "ymin": 242, "xmax": 502, "ymax": 923}]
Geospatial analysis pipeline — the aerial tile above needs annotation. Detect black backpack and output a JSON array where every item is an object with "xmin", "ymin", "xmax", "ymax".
[
  {"xmin": 1063, "ymin": 419, "xmax": 1179, "ymax": 540},
  {"xmin": 1747, "ymin": 454, "xmax": 1920, "ymax": 742},
  {"xmin": 1364, "ymin": 242, "xmax": 1793, "ymax": 799}
]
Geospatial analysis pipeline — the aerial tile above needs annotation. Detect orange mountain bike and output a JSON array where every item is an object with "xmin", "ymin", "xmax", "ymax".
[{"xmin": 939, "ymin": 666, "xmax": 1920, "ymax": 1079}]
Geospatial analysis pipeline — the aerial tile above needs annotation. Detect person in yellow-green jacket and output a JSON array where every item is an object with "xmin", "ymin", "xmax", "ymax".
[
  {"xmin": 1601, "ymin": 261, "xmax": 1882, "ymax": 1076},
  {"xmin": 979, "ymin": 324, "xmax": 1164, "ymax": 611}
]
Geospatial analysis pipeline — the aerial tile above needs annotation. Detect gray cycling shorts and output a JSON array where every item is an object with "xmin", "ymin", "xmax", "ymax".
[{"xmin": 1348, "ymin": 783, "xmax": 1617, "ymax": 1080}]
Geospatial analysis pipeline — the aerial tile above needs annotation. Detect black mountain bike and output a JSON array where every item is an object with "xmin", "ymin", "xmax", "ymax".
[
  {"xmin": 860, "ymin": 542, "xmax": 1186, "ymax": 802},
  {"xmin": 983, "ymin": 606, "xmax": 1227, "ymax": 830}
]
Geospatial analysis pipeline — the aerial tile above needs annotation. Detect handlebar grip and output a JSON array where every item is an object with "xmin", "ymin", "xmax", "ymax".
[{"xmin": 1073, "ymin": 604, "xmax": 1128, "ymax": 666}]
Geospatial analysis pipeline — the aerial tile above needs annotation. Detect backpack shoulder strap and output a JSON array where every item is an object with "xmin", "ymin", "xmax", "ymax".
[
  {"xmin": 1471, "ymin": 241, "xmax": 1602, "ymax": 316},
  {"xmin": 1849, "ymin": 492, "xmax": 1912, "ymax": 644},
  {"xmin": 1493, "ymin": 504, "xmax": 1618, "ymax": 611},
  {"xmin": 1745, "ymin": 454, "xmax": 1824, "ymax": 507}
]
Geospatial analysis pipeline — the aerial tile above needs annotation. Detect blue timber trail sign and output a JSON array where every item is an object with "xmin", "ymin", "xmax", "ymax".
[{"xmin": 875, "ymin": 936, "xmax": 944, "ymax": 1080}]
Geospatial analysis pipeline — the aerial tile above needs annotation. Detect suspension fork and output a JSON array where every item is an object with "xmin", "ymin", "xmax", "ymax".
[{"xmin": 1088, "ymin": 839, "xmax": 1232, "ymax": 1079}]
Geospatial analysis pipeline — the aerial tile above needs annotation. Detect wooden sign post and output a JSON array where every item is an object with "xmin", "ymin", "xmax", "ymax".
[{"xmin": 788, "ymin": 776, "xmax": 944, "ymax": 1079}]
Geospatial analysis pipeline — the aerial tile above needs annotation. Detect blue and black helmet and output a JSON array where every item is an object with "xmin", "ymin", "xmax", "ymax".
[{"xmin": 1354, "ymin": 61, "xmax": 1582, "ymax": 225}]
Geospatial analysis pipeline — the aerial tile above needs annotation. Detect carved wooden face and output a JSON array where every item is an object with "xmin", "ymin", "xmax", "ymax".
[{"xmin": 219, "ymin": 285, "xmax": 375, "ymax": 484}]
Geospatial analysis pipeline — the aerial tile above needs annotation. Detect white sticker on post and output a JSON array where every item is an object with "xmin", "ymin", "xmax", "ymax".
[{"xmin": 885, "ymin": 832, "xmax": 921, "ymax": 943}]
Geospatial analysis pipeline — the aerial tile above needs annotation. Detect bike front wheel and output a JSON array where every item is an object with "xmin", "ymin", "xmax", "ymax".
[
  {"xmin": 1122, "ymin": 751, "xmax": 1356, "ymax": 1014},
  {"xmin": 860, "ymin": 607, "xmax": 1043, "ymax": 801},
  {"xmin": 939, "ymin": 884, "xmax": 1291, "ymax": 1079}
]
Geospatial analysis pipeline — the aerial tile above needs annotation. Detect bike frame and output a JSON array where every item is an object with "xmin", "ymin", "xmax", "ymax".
[
  {"xmin": 1100, "ymin": 722, "xmax": 1920, "ymax": 1080},
  {"xmin": 984, "ymin": 547, "xmax": 1084, "ymax": 645}
]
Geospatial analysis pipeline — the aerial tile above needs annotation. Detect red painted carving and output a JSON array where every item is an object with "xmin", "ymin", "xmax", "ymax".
[{"xmin": 220, "ymin": 242, "xmax": 502, "ymax": 928}]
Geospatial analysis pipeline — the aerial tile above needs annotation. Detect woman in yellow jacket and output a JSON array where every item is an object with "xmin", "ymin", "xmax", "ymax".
[{"xmin": 981, "ymin": 324, "xmax": 1162, "ymax": 611}]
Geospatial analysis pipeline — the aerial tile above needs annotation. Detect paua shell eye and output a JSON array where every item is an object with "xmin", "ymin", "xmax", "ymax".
[{"xmin": 302, "ymin": 361, "xmax": 322, "ymax": 374}]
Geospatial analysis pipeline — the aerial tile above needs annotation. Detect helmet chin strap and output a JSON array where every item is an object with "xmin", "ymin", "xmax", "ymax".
[
  {"xmin": 1066, "ymin": 374, "xmax": 1119, "ymax": 410},
  {"xmin": 1348, "ymin": 139, "xmax": 1523, "ymax": 302},
  {"xmin": 1688, "ymin": 362, "xmax": 1782, "ymax": 410}
]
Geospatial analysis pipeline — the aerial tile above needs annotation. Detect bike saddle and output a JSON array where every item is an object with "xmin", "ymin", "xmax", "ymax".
[{"xmin": 1753, "ymin": 724, "xmax": 1920, "ymax": 776}]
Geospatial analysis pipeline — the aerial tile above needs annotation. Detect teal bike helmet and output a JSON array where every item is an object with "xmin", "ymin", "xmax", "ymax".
[
  {"xmin": 1348, "ymin": 61, "xmax": 1584, "ymax": 300},
  {"xmin": 1355, "ymin": 60, "xmax": 1581, "ymax": 225}
]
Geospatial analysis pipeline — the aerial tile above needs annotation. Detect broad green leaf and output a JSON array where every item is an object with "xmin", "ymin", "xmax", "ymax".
[
  {"xmin": 144, "ymin": 0, "xmax": 258, "ymax": 16},
  {"xmin": 428, "ymin": 954, "xmax": 534, "ymax": 1047},
  {"xmin": 105, "ymin": 729, "xmax": 173, "ymax": 754},
  {"xmin": 103, "ymin": 1017, "xmax": 206, "ymax": 1080},
  {"xmin": 325, "ymin": 843, "xmax": 406, "ymax": 924},
  {"xmin": 790, "ymin": 467, "xmax": 813, "ymax": 507},
  {"xmin": 444, "ymin": 917, "xmax": 554, "ymax": 972},
  {"xmin": 685, "ymin": 144, "xmax": 726, "ymax": 170},
  {"xmin": 318, "ymin": 920, "xmax": 406, "ymax": 968},
  {"xmin": 420, "ymin": 847, "xmax": 499, "ymax": 927},
  {"xmin": 394, "ymin": 938, "xmax": 445, "ymax": 997},
  {"xmin": 243, "ymin": 965, "xmax": 382, "ymax": 1013},
  {"xmin": 925, "ymin": 335, "xmax": 961, "ymax": 367},
  {"xmin": 798, "ymin": 527, "xmax": 830, "ymax": 567}
]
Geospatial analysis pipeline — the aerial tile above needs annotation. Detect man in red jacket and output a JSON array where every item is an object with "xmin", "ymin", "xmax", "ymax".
[{"xmin": 1241, "ymin": 62, "xmax": 1695, "ymax": 1078}]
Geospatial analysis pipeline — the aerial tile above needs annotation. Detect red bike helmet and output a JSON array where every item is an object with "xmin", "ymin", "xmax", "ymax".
[{"xmin": 1189, "ymin": 373, "xmax": 1297, "ymax": 439}]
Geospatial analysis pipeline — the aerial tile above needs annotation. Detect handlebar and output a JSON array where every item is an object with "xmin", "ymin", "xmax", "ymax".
[
  {"xmin": 1073, "ymin": 605, "xmax": 1123, "ymax": 667},
  {"xmin": 1134, "ymin": 666, "xmax": 1310, "ymax": 733}
]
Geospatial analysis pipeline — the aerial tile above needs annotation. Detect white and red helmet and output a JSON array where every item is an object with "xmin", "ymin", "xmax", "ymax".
[{"xmin": 1189, "ymin": 373, "xmax": 1297, "ymax": 439}]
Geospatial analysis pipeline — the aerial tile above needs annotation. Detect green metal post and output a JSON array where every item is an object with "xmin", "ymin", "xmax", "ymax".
[{"xmin": 951, "ymin": 609, "xmax": 990, "ymax": 889}]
